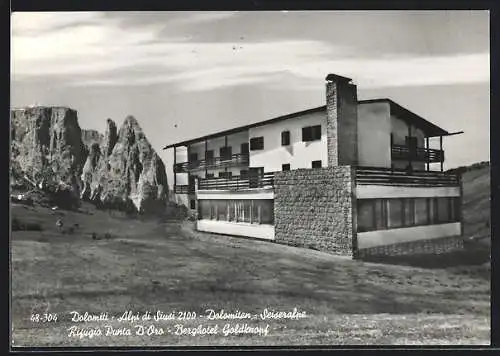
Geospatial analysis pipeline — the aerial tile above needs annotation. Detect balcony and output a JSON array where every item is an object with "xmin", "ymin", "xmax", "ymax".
[
  {"xmin": 356, "ymin": 166, "xmax": 459, "ymax": 187},
  {"xmin": 198, "ymin": 172, "xmax": 275, "ymax": 191},
  {"xmin": 174, "ymin": 153, "xmax": 249, "ymax": 173},
  {"xmin": 174, "ymin": 185, "xmax": 195, "ymax": 194},
  {"xmin": 391, "ymin": 144, "xmax": 444, "ymax": 163}
]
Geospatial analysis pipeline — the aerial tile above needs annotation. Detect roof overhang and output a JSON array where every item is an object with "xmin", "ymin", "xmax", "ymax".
[
  {"xmin": 163, "ymin": 106, "xmax": 326, "ymax": 150},
  {"xmin": 359, "ymin": 99, "xmax": 450, "ymax": 137}
]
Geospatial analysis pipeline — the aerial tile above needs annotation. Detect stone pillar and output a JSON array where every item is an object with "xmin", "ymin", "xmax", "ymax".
[{"xmin": 325, "ymin": 74, "xmax": 359, "ymax": 167}]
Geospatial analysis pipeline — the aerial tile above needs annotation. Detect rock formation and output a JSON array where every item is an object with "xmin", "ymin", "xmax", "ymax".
[
  {"xmin": 11, "ymin": 107, "xmax": 169, "ymax": 214},
  {"xmin": 83, "ymin": 116, "xmax": 168, "ymax": 214},
  {"xmin": 10, "ymin": 107, "xmax": 87, "ymax": 199}
]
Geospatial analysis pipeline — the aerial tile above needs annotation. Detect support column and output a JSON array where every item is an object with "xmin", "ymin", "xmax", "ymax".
[
  {"xmin": 173, "ymin": 146, "xmax": 177, "ymax": 193},
  {"xmin": 224, "ymin": 135, "xmax": 228, "ymax": 175},
  {"xmin": 425, "ymin": 137, "xmax": 430, "ymax": 171},
  {"xmin": 439, "ymin": 135, "xmax": 443, "ymax": 172},
  {"xmin": 407, "ymin": 124, "xmax": 412, "ymax": 171},
  {"xmin": 204, "ymin": 139, "xmax": 208, "ymax": 177}
]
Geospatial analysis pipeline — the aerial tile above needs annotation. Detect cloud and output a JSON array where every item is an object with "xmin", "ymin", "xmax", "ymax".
[
  {"xmin": 11, "ymin": 12, "xmax": 101, "ymax": 36},
  {"xmin": 168, "ymin": 11, "xmax": 239, "ymax": 25},
  {"xmin": 11, "ymin": 12, "xmax": 489, "ymax": 92}
]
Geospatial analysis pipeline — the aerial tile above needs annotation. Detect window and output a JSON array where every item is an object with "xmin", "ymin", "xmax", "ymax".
[
  {"xmin": 374, "ymin": 199, "xmax": 388, "ymax": 230},
  {"xmin": 256, "ymin": 200, "xmax": 274, "ymax": 224},
  {"xmin": 312, "ymin": 160, "xmax": 322, "ymax": 168},
  {"xmin": 302, "ymin": 125, "xmax": 322, "ymax": 142},
  {"xmin": 205, "ymin": 150, "xmax": 214, "ymax": 164},
  {"xmin": 199, "ymin": 200, "xmax": 211, "ymax": 220},
  {"xmin": 240, "ymin": 170, "xmax": 248, "ymax": 179},
  {"xmin": 436, "ymin": 197, "xmax": 450, "ymax": 223},
  {"xmin": 206, "ymin": 173, "xmax": 214, "ymax": 179},
  {"xmin": 405, "ymin": 136, "xmax": 418, "ymax": 149},
  {"xmin": 249, "ymin": 167, "xmax": 264, "ymax": 188},
  {"xmin": 357, "ymin": 200, "xmax": 375, "ymax": 232},
  {"xmin": 281, "ymin": 131, "xmax": 290, "ymax": 146},
  {"xmin": 188, "ymin": 153, "xmax": 198, "ymax": 162},
  {"xmin": 241, "ymin": 142, "xmax": 249, "ymax": 154},
  {"xmin": 404, "ymin": 198, "xmax": 416, "ymax": 226},
  {"xmin": 218, "ymin": 171, "xmax": 232, "ymax": 179},
  {"xmin": 431, "ymin": 198, "xmax": 439, "ymax": 224},
  {"xmin": 220, "ymin": 146, "xmax": 232, "ymax": 160},
  {"xmin": 282, "ymin": 164, "xmax": 290, "ymax": 171},
  {"xmin": 228, "ymin": 201, "xmax": 236, "ymax": 222},
  {"xmin": 357, "ymin": 196, "xmax": 462, "ymax": 233},
  {"xmin": 250, "ymin": 137, "xmax": 264, "ymax": 150},
  {"xmin": 451, "ymin": 197, "xmax": 461, "ymax": 222},
  {"xmin": 190, "ymin": 199, "xmax": 196, "ymax": 210},
  {"xmin": 388, "ymin": 199, "xmax": 404, "ymax": 228},
  {"xmin": 216, "ymin": 200, "xmax": 227, "ymax": 221}
]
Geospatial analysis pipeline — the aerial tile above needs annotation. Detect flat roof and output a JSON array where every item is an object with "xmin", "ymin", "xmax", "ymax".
[{"xmin": 164, "ymin": 98, "xmax": 450, "ymax": 149}]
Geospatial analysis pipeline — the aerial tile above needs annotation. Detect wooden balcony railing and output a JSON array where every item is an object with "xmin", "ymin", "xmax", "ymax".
[
  {"xmin": 391, "ymin": 144, "xmax": 444, "ymax": 163},
  {"xmin": 174, "ymin": 153, "xmax": 249, "ymax": 173},
  {"xmin": 174, "ymin": 185, "xmax": 194, "ymax": 194},
  {"xmin": 356, "ymin": 166, "xmax": 459, "ymax": 187},
  {"xmin": 198, "ymin": 172, "xmax": 275, "ymax": 191}
]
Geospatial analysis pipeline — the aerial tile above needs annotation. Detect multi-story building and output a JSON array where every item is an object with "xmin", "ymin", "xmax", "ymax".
[{"xmin": 164, "ymin": 74, "xmax": 464, "ymax": 258}]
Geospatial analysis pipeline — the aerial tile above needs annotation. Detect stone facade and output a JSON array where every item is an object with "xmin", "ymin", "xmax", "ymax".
[
  {"xmin": 357, "ymin": 235, "xmax": 464, "ymax": 259},
  {"xmin": 274, "ymin": 166, "xmax": 357, "ymax": 256},
  {"xmin": 325, "ymin": 76, "xmax": 359, "ymax": 167}
]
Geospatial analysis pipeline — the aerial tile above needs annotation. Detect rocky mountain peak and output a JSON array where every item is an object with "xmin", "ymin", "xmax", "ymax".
[{"xmin": 11, "ymin": 106, "xmax": 168, "ymax": 214}]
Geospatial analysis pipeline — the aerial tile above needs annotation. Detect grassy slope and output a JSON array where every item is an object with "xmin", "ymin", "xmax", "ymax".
[
  {"xmin": 10, "ymin": 162, "xmax": 491, "ymax": 346},
  {"xmin": 461, "ymin": 164, "xmax": 491, "ymax": 241},
  {"xmin": 11, "ymin": 200, "xmax": 489, "ymax": 346}
]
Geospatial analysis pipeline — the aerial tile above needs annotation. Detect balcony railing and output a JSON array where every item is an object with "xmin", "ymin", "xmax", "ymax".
[
  {"xmin": 391, "ymin": 144, "xmax": 444, "ymax": 163},
  {"xmin": 198, "ymin": 172, "xmax": 275, "ymax": 191},
  {"xmin": 174, "ymin": 185, "xmax": 195, "ymax": 194},
  {"xmin": 356, "ymin": 166, "xmax": 459, "ymax": 187},
  {"xmin": 174, "ymin": 153, "xmax": 249, "ymax": 173}
]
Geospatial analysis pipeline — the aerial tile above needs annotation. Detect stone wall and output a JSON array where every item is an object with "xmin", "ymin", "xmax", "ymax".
[
  {"xmin": 337, "ymin": 82, "xmax": 359, "ymax": 166},
  {"xmin": 325, "ymin": 76, "xmax": 359, "ymax": 167},
  {"xmin": 357, "ymin": 234, "xmax": 464, "ymax": 258},
  {"xmin": 274, "ymin": 166, "xmax": 357, "ymax": 256}
]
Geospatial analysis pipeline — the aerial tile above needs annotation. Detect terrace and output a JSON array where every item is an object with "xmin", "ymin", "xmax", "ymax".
[
  {"xmin": 191, "ymin": 167, "xmax": 459, "ymax": 193},
  {"xmin": 174, "ymin": 153, "xmax": 249, "ymax": 173},
  {"xmin": 391, "ymin": 145, "xmax": 444, "ymax": 164}
]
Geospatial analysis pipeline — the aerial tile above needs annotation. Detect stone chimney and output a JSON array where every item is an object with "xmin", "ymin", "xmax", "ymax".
[{"xmin": 325, "ymin": 74, "xmax": 358, "ymax": 167}]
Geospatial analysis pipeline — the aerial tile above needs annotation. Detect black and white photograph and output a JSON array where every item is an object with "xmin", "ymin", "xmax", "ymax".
[{"xmin": 10, "ymin": 10, "xmax": 491, "ymax": 347}]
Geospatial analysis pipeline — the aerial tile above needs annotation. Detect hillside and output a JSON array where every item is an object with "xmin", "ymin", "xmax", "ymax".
[
  {"xmin": 459, "ymin": 162, "xmax": 491, "ymax": 241},
  {"xmin": 10, "ymin": 161, "xmax": 491, "ymax": 346}
]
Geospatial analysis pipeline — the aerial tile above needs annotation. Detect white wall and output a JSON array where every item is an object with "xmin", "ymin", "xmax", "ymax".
[
  {"xmin": 357, "ymin": 222, "xmax": 461, "ymax": 249},
  {"xmin": 197, "ymin": 220, "xmax": 275, "ymax": 240},
  {"xmin": 174, "ymin": 147, "xmax": 188, "ymax": 185},
  {"xmin": 357, "ymin": 102, "xmax": 391, "ymax": 168},
  {"xmin": 248, "ymin": 111, "xmax": 328, "ymax": 172},
  {"xmin": 356, "ymin": 185, "xmax": 461, "ymax": 199}
]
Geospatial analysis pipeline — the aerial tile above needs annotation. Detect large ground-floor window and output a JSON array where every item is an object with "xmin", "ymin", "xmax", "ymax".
[
  {"xmin": 198, "ymin": 199, "xmax": 274, "ymax": 225},
  {"xmin": 357, "ymin": 196, "xmax": 461, "ymax": 232}
]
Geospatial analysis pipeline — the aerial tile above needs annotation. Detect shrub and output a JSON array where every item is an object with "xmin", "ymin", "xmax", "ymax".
[{"xmin": 11, "ymin": 217, "xmax": 43, "ymax": 231}]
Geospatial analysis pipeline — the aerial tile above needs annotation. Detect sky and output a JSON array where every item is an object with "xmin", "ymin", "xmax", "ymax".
[{"xmin": 11, "ymin": 11, "xmax": 490, "ymax": 187}]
